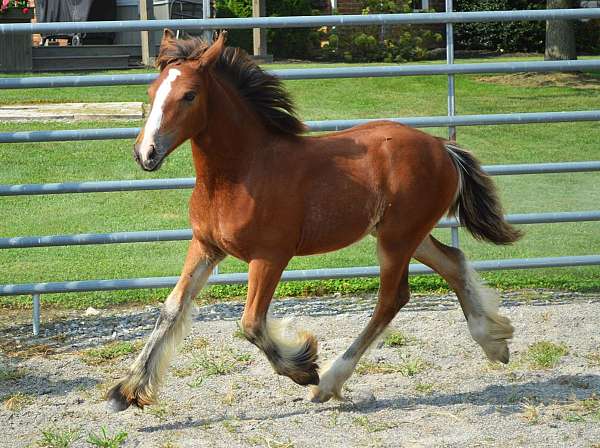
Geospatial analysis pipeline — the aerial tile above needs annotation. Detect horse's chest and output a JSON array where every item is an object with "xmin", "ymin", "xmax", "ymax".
[{"xmin": 190, "ymin": 188, "xmax": 292, "ymax": 260}]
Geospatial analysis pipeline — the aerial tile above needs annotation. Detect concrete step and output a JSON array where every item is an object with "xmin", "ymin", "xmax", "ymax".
[
  {"xmin": 32, "ymin": 44, "xmax": 160, "ymax": 58},
  {"xmin": 0, "ymin": 102, "xmax": 144, "ymax": 121},
  {"xmin": 32, "ymin": 54, "xmax": 131, "ymax": 72}
]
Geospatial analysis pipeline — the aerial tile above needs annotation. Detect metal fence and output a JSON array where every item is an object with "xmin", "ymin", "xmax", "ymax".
[{"xmin": 1, "ymin": 7, "xmax": 599, "ymax": 335}]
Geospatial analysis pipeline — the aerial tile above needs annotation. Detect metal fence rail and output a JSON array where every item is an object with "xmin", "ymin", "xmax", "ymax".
[
  {"xmin": 1, "ymin": 211, "xmax": 598, "ymax": 249},
  {"xmin": 2, "ymin": 255, "xmax": 599, "ymax": 297},
  {"xmin": 1, "ymin": 8, "xmax": 599, "ymax": 335},
  {"xmin": 2, "ymin": 59, "xmax": 600, "ymax": 90},
  {"xmin": 3, "ymin": 111, "xmax": 600, "ymax": 143},
  {"xmin": 1, "ymin": 161, "xmax": 598, "ymax": 196},
  {"xmin": 1, "ymin": 8, "xmax": 600, "ymax": 35}
]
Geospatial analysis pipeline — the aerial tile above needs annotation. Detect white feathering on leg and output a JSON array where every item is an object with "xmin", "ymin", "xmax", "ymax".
[
  {"xmin": 463, "ymin": 263, "xmax": 514, "ymax": 362},
  {"xmin": 265, "ymin": 317, "xmax": 315, "ymax": 372},
  {"xmin": 309, "ymin": 355, "xmax": 355, "ymax": 403}
]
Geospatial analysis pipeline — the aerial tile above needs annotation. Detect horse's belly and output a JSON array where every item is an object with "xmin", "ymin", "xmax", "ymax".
[{"xmin": 295, "ymin": 205, "xmax": 379, "ymax": 256}]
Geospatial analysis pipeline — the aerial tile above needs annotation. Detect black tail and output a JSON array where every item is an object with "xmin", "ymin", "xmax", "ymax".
[{"xmin": 445, "ymin": 142, "xmax": 522, "ymax": 245}]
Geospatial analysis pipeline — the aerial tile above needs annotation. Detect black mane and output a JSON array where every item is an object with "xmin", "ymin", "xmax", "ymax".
[{"xmin": 157, "ymin": 36, "xmax": 305, "ymax": 136}]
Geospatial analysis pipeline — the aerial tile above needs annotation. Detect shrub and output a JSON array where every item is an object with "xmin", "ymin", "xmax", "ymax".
[
  {"xmin": 215, "ymin": 0, "xmax": 319, "ymax": 59},
  {"xmin": 455, "ymin": 0, "xmax": 600, "ymax": 54},
  {"xmin": 576, "ymin": 19, "xmax": 600, "ymax": 54},
  {"xmin": 454, "ymin": 0, "xmax": 546, "ymax": 53},
  {"xmin": 319, "ymin": 0, "xmax": 442, "ymax": 62}
]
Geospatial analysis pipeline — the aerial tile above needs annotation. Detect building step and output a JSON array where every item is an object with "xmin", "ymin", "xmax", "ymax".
[
  {"xmin": 32, "ymin": 54, "xmax": 131, "ymax": 72},
  {"xmin": 0, "ymin": 102, "xmax": 144, "ymax": 121},
  {"xmin": 32, "ymin": 44, "xmax": 160, "ymax": 58}
]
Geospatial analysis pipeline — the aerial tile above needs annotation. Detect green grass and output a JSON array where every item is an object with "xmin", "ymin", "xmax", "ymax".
[
  {"xmin": 352, "ymin": 415, "xmax": 398, "ymax": 433},
  {"xmin": 0, "ymin": 365, "xmax": 26, "ymax": 381},
  {"xmin": 414, "ymin": 383, "xmax": 434, "ymax": 394},
  {"xmin": 356, "ymin": 356, "xmax": 428, "ymax": 376},
  {"xmin": 0, "ymin": 57, "xmax": 599, "ymax": 309},
  {"xmin": 383, "ymin": 330, "xmax": 410, "ymax": 347},
  {"xmin": 80, "ymin": 341, "xmax": 141, "ymax": 366},
  {"xmin": 38, "ymin": 427, "xmax": 81, "ymax": 448},
  {"xmin": 524, "ymin": 341, "xmax": 569, "ymax": 369},
  {"xmin": 86, "ymin": 427, "xmax": 127, "ymax": 448}
]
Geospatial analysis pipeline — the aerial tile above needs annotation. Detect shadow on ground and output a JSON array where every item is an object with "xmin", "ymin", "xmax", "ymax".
[{"xmin": 138, "ymin": 374, "xmax": 600, "ymax": 433}]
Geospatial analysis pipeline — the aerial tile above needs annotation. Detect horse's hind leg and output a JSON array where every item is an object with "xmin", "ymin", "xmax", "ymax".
[
  {"xmin": 310, "ymin": 237, "xmax": 413, "ymax": 403},
  {"xmin": 106, "ymin": 239, "xmax": 222, "ymax": 412},
  {"xmin": 240, "ymin": 258, "xmax": 319, "ymax": 386},
  {"xmin": 413, "ymin": 235, "xmax": 513, "ymax": 363}
]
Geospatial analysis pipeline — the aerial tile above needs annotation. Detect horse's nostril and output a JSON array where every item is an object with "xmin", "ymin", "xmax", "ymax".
[
  {"xmin": 133, "ymin": 147, "xmax": 141, "ymax": 163},
  {"xmin": 148, "ymin": 145, "xmax": 157, "ymax": 161}
]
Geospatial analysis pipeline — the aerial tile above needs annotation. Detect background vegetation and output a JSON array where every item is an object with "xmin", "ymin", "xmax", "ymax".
[
  {"xmin": 211, "ymin": 0, "xmax": 600, "ymax": 61},
  {"xmin": 454, "ymin": 0, "xmax": 600, "ymax": 54}
]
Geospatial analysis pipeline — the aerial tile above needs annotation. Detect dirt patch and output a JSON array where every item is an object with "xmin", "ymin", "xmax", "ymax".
[
  {"xmin": 1, "ymin": 292, "xmax": 600, "ymax": 447},
  {"xmin": 474, "ymin": 72, "xmax": 600, "ymax": 89}
]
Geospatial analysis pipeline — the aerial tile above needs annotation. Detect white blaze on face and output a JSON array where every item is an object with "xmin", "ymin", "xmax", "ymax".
[{"xmin": 139, "ymin": 68, "xmax": 181, "ymax": 162}]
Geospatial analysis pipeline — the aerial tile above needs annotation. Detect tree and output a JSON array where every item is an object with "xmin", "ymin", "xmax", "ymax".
[{"xmin": 545, "ymin": 0, "xmax": 577, "ymax": 60}]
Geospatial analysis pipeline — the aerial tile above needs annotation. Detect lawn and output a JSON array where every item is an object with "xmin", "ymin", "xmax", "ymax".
[{"xmin": 1, "ymin": 57, "xmax": 599, "ymax": 308}]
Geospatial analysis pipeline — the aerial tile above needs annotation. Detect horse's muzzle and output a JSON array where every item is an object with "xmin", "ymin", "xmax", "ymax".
[{"xmin": 133, "ymin": 143, "xmax": 164, "ymax": 172}]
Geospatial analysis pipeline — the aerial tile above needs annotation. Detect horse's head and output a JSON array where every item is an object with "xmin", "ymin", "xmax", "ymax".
[{"xmin": 133, "ymin": 30, "xmax": 226, "ymax": 171}]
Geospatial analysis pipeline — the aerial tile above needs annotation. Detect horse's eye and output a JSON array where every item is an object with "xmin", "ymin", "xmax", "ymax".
[{"xmin": 183, "ymin": 91, "xmax": 196, "ymax": 102}]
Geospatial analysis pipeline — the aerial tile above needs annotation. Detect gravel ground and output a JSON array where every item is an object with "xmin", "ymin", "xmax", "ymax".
[{"xmin": 1, "ymin": 290, "xmax": 599, "ymax": 448}]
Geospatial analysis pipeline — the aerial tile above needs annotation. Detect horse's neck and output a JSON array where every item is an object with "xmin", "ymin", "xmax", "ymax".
[{"xmin": 191, "ymin": 75, "xmax": 268, "ymax": 184}]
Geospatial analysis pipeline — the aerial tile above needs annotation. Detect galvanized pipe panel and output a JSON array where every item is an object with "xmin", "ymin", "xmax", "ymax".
[
  {"xmin": 0, "ymin": 229, "xmax": 193, "ymax": 248},
  {"xmin": 0, "ymin": 178, "xmax": 196, "ymax": 195},
  {"xmin": 2, "ymin": 111, "xmax": 599, "ymax": 143},
  {"xmin": 2, "ymin": 211, "xmax": 598, "ymax": 249},
  {"xmin": 0, "ymin": 127, "xmax": 138, "ymax": 143},
  {"xmin": 1, "ymin": 9, "xmax": 600, "ymax": 35},
  {"xmin": 32, "ymin": 293, "xmax": 40, "ymax": 336},
  {"xmin": 2, "ymin": 60, "xmax": 600, "ymax": 90},
  {"xmin": 1, "ymin": 161, "xmax": 598, "ymax": 196},
  {"xmin": 484, "ymin": 161, "xmax": 600, "ymax": 176},
  {"xmin": 1, "ymin": 255, "xmax": 599, "ymax": 296},
  {"xmin": 305, "ymin": 111, "xmax": 600, "ymax": 132},
  {"xmin": 437, "ymin": 210, "xmax": 600, "ymax": 228}
]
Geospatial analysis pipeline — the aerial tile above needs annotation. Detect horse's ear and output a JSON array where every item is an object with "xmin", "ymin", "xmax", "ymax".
[
  {"xmin": 161, "ymin": 28, "xmax": 176, "ymax": 47},
  {"xmin": 200, "ymin": 31, "xmax": 228, "ymax": 68}
]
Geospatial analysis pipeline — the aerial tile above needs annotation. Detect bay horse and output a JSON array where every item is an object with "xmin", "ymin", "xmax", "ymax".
[{"xmin": 107, "ymin": 30, "xmax": 521, "ymax": 411}]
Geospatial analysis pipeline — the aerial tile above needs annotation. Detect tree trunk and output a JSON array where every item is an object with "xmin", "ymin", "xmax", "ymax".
[{"xmin": 545, "ymin": 0, "xmax": 577, "ymax": 60}]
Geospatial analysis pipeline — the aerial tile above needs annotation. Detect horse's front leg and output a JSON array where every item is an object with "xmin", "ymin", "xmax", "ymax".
[
  {"xmin": 107, "ymin": 239, "xmax": 223, "ymax": 412},
  {"xmin": 240, "ymin": 258, "xmax": 319, "ymax": 386}
]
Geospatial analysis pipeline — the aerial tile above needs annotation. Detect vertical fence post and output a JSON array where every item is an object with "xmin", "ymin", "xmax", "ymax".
[
  {"xmin": 139, "ymin": 0, "xmax": 151, "ymax": 67},
  {"xmin": 203, "ymin": 0, "xmax": 213, "ymax": 44},
  {"xmin": 446, "ymin": 0, "xmax": 459, "ymax": 248},
  {"xmin": 252, "ymin": 0, "xmax": 267, "ymax": 57},
  {"xmin": 446, "ymin": 0, "xmax": 456, "ymax": 142},
  {"xmin": 32, "ymin": 293, "xmax": 40, "ymax": 336}
]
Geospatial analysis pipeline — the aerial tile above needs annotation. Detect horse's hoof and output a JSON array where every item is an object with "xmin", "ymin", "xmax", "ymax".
[
  {"xmin": 106, "ymin": 383, "xmax": 131, "ymax": 413},
  {"xmin": 482, "ymin": 341, "xmax": 510, "ymax": 364},
  {"xmin": 308, "ymin": 385, "xmax": 341, "ymax": 403},
  {"xmin": 289, "ymin": 367, "xmax": 320, "ymax": 386},
  {"xmin": 498, "ymin": 345, "xmax": 510, "ymax": 364}
]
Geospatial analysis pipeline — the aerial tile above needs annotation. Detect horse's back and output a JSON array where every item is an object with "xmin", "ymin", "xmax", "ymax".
[
  {"xmin": 292, "ymin": 121, "xmax": 458, "ymax": 254},
  {"xmin": 309, "ymin": 120, "xmax": 457, "ymax": 197}
]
